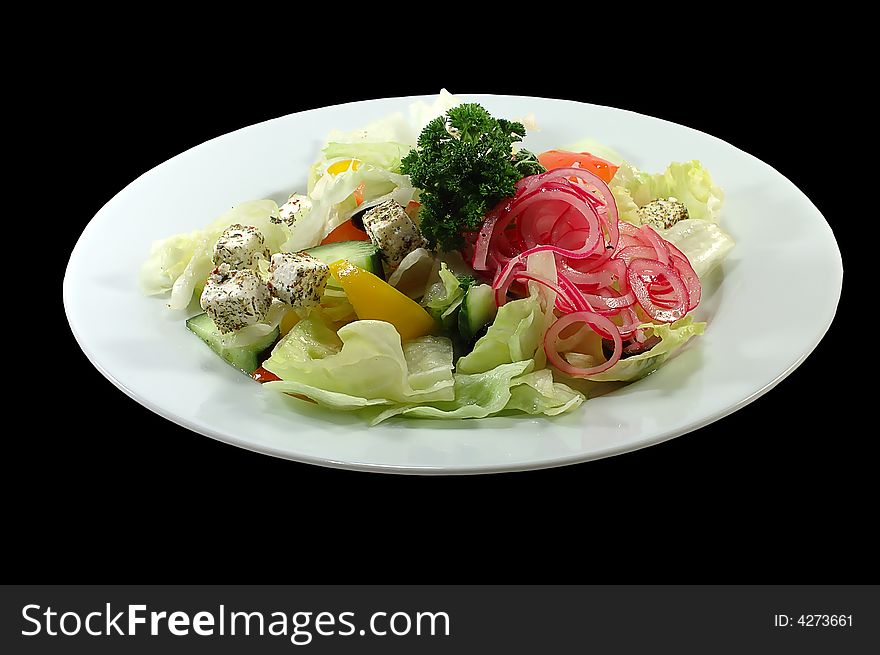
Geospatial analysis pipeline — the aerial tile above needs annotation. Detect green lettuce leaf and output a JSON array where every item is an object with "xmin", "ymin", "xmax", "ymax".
[
  {"xmin": 368, "ymin": 360, "xmax": 533, "ymax": 422},
  {"xmin": 564, "ymin": 315, "xmax": 706, "ymax": 383},
  {"xmin": 262, "ymin": 316, "xmax": 455, "ymax": 407},
  {"xmin": 608, "ymin": 159, "xmax": 732, "ymax": 278},
  {"xmin": 366, "ymin": 360, "xmax": 583, "ymax": 424},
  {"xmin": 387, "ymin": 247, "xmax": 438, "ymax": 299},
  {"xmin": 455, "ymin": 295, "xmax": 545, "ymax": 374},
  {"xmin": 422, "ymin": 262, "xmax": 465, "ymax": 321},
  {"xmin": 139, "ymin": 231, "xmax": 200, "ymax": 296},
  {"xmin": 611, "ymin": 184, "xmax": 643, "ymax": 227},
  {"xmin": 559, "ymin": 137, "xmax": 625, "ymax": 166},
  {"xmin": 262, "ymin": 259, "xmax": 585, "ymax": 423},
  {"xmin": 321, "ymin": 142, "xmax": 410, "ymax": 174},
  {"xmin": 140, "ymin": 200, "xmax": 287, "ymax": 310},
  {"xmin": 659, "ymin": 219, "xmax": 735, "ymax": 279},
  {"xmin": 504, "ymin": 369, "xmax": 585, "ymax": 416},
  {"xmin": 612, "ymin": 160, "xmax": 724, "ymax": 224},
  {"xmin": 286, "ymin": 162, "xmax": 415, "ymax": 251},
  {"xmin": 366, "ymin": 253, "xmax": 585, "ymax": 423},
  {"xmin": 291, "ymin": 91, "xmax": 465, "ymax": 251}
]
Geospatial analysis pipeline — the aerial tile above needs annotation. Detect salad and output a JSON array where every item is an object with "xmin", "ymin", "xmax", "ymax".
[{"xmin": 140, "ymin": 91, "xmax": 734, "ymax": 425}]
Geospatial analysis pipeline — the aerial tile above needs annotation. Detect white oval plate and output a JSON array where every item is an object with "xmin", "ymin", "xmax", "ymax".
[{"xmin": 63, "ymin": 94, "xmax": 842, "ymax": 474}]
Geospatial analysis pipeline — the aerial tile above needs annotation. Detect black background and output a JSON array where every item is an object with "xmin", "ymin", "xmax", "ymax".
[{"xmin": 20, "ymin": 27, "xmax": 870, "ymax": 585}]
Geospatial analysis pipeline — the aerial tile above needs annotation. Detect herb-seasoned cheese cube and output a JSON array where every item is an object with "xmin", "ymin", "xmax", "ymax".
[
  {"xmin": 200, "ymin": 264, "xmax": 271, "ymax": 333},
  {"xmin": 637, "ymin": 197, "xmax": 689, "ymax": 230},
  {"xmin": 212, "ymin": 224, "xmax": 270, "ymax": 269},
  {"xmin": 274, "ymin": 194, "xmax": 311, "ymax": 227},
  {"xmin": 267, "ymin": 252, "xmax": 329, "ymax": 308},
  {"xmin": 361, "ymin": 200, "xmax": 427, "ymax": 270}
]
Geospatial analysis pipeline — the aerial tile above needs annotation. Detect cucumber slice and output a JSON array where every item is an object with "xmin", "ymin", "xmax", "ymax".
[
  {"xmin": 440, "ymin": 296, "xmax": 464, "ymax": 331},
  {"xmin": 305, "ymin": 240, "xmax": 384, "ymax": 279},
  {"xmin": 186, "ymin": 313, "xmax": 280, "ymax": 375},
  {"xmin": 458, "ymin": 284, "xmax": 498, "ymax": 342}
]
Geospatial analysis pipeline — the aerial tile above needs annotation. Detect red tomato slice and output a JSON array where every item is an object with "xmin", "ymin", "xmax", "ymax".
[
  {"xmin": 252, "ymin": 366, "xmax": 280, "ymax": 383},
  {"xmin": 320, "ymin": 218, "xmax": 370, "ymax": 245},
  {"xmin": 404, "ymin": 200, "xmax": 421, "ymax": 221},
  {"xmin": 537, "ymin": 150, "xmax": 618, "ymax": 184},
  {"xmin": 353, "ymin": 182, "xmax": 365, "ymax": 207}
]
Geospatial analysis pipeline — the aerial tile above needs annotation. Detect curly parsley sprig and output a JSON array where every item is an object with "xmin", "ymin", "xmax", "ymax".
[{"xmin": 400, "ymin": 103, "xmax": 544, "ymax": 251}]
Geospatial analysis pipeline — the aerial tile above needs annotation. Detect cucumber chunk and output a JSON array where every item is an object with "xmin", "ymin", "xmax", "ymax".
[
  {"xmin": 458, "ymin": 284, "xmax": 498, "ymax": 342},
  {"xmin": 186, "ymin": 313, "xmax": 280, "ymax": 375},
  {"xmin": 440, "ymin": 296, "xmax": 464, "ymax": 331},
  {"xmin": 305, "ymin": 240, "xmax": 384, "ymax": 279}
]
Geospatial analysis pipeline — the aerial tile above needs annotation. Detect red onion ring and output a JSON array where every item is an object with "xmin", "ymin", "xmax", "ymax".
[
  {"xmin": 471, "ymin": 169, "xmax": 703, "ymax": 376},
  {"xmin": 638, "ymin": 225, "xmax": 670, "ymax": 266},
  {"xmin": 665, "ymin": 243, "xmax": 701, "ymax": 311},
  {"xmin": 627, "ymin": 259, "xmax": 689, "ymax": 323},
  {"xmin": 544, "ymin": 311, "xmax": 623, "ymax": 377}
]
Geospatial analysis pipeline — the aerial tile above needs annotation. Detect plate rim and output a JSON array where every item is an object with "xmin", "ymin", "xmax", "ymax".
[{"xmin": 63, "ymin": 92, "xmax": 844, "ymax": 475}]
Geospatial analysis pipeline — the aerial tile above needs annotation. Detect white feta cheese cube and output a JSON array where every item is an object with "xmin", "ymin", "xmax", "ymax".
[
  {"xmin": 267, "ymin": 252, "xmax": 330, "ymax": 308},
  {"xmin": 212, "ymin": 224, "xmax": 269, "ymax": 269},
  {"xmin": 199, "ymin": 264, "xmax": 271, "ymax": 333},
  {"xmin": 361, "ymin": 200, "xmax": 426, "ymax": 270},
  {"xmin": 637, "ymin": 197, "xmax": 689, "ymax": 230},
  {"xmin": 275, "ymin": 194, "xmax": 312, "ymax": 227}
]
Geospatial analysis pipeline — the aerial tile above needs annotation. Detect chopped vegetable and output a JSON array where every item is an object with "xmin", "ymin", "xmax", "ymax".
[
  {"xmin": 305, "ymin": 240, "xmax": 384, "ymax": 278},
  {"xmin": 659, "ymin": 219, "xmax": 735, "ymax": 279},
  {"xmin": 328, "ymin": 259, "xmax": 436, "ymax": 341},
  {"xmin": 536, "ymin": 150, "xmax": 618, "ymax": 183},
  {"xmin": 319, "ymin": 219, "xmax": 370, "ymax": 245},
  {"xmin": 262, "ymin": 316, "xmax": 455, "ymax": 404},
  {"xmin": 286, "ymin": 161, "xmax": 415, "ymax": 252},
  {"xmin": 458, "ymin": 283, "xmax": 497, "ymax": 343},
  {"xmin": 326, "ymin": 158, "xmax": 362, "ymax": 176},
  {"xmin": 365, "ymin": 359, "xmax": 583, "ymax": 424},
  {"xmin": 422, "ymin": 263, "xmax": 466, "ymax": 322},
  {"xmin": 456, "ymin": 295, "xmax": 545, "ymax": 374},
  {"xmin": 252, "ymin": 366, "xmax": 281, "ymax": 383},
  {"xmin": 576, "ymin": 315, "xmax": 706, "ymax": 382},
  {"xmin": 279, "ymin": 310, "xmax": 300, "ymax": 336},
  {"xmin": 612, "ymin": 160, "xmax": 724, "ymax": 224},
  {"xmin": 186, "ymin": 313, "xmax": 279, "ymax": 375}
]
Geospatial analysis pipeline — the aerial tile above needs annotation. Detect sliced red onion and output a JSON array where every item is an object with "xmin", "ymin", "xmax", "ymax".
[
  {"xmin": 556, "ymin": 272, "xmax": 593, "ymax": 314},
  {"xmin": 508, "ymin": 192, "xmax": 604, "ymax": 259},
  {"xmin": 515, "ymin": 272, "xmax": 577, "ymax": 314},
  {"xmin": 492, "ymin": 255, "xmax": 525, "ymax": 306},
  {"xmin": 544, "ymin": 311, "xmax": 623, "ymax": 377},
  {"xmin": 665, "ymin": 242, "xmax": 701, "ymax": 311},
  {"xmin": 615, "ymin": 245, "xmax": 659, "ymax": 265},
  {"xmin": 474, "ymin": 171, "xmax": 704, "ymax": 367},
  {"xmin": 615, "ymin": 305, "xmax": 642, "ymax": 339},
  {"xmin": 473, "ymin": 209, "xmax": 502, "ymax": 270},
  {"xmin": 582, "ymin": 285, "xmax": 636, "ymax": 312},
  {"xmin": 560, "ymin": 259, "xmax": 616, "ymax": 288},
  {"xmin": 638, "ymin": 225, "xmax": 670, "ymax": 266},
  {"xmin": 627, "ymin": 259, "xmax": 689, "ymax": 323}
]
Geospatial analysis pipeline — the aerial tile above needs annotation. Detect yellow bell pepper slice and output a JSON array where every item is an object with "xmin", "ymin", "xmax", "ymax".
[
  {"xmin": 326, "ymin": 159, "xmax": 361, "ymax": 175},
  {"xmin": 279, "ymin": 309, "xmax": 300, "ymax": 336},
  {"xmin": 328, "ymin": 259, "xmax": 435, "ymax": 342}
]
